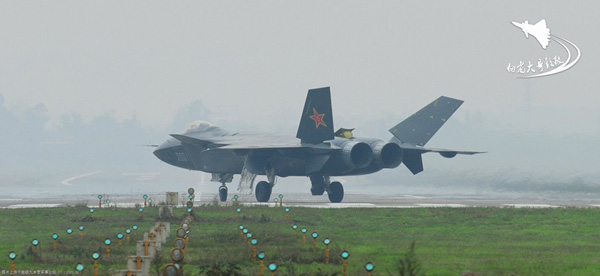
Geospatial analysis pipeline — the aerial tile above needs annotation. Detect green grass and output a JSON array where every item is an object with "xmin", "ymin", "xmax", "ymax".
[{"xmin": 2, "ymin": 204, "xmax": 600, "ymax": 275}]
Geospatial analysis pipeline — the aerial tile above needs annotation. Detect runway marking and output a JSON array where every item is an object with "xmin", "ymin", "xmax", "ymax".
[
  {"xmin": 417, "ymin": 204, "xmax": 467, "ymax": 208},
  {"xmin": 61, "ymin": 171, "xmax": 100, "ymax": 186},
  {"xmin": 6, "ymin": 204, "xmax": 63, "ymax": 209},
  {"xmin": 502, "ymin": 204, "xmax": 561, "ymax": 208},
  {"xmin": 324, "ymin": 203, "xmax": 377, "ymax": 208},
  {"xmin": 376, "ymin": 205, "xmax": 420, "ymax": 208},
  {"xmin": 402, "ymin": 195, "xmax": 427, "ymax": 199}
]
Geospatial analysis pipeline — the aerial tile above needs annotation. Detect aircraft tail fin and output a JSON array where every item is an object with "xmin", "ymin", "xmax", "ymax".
[
  {"xmin": 402, "ymin": 151, "xmax": 424, "ymax": 175},
  {"xmin": 389, "ymin": 96, "xmax": 463, "ymax": 146},
  {"xmin": 296, "ymin": 87, "xmax": 334, "ymax": 144}
]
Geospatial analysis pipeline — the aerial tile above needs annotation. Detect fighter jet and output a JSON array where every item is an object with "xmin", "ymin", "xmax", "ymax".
[
  {"xmin": 511, "ymin": 19, "xmax": 551, "ymax": 49},
  {"xmin": 154, "ymin": 87, "xmax": 482, "ymax": 203}
]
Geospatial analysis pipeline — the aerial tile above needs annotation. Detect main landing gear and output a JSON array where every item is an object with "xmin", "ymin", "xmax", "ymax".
[
  {"xmin": 255, "ymin": 169, "xmax": 275, "ymax": 203},
  {"xmin": 310, "ymin": 175, "xmax": 344, "ymax": 203},
  {"xmin": 255, "ymin": 181, "xmax": 273, "ymax": 202}
]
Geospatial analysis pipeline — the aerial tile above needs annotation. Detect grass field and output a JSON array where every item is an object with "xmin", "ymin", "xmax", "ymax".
[{"xmin": 1, "ymin": 203, "xmax": 600, "ymax": 275}]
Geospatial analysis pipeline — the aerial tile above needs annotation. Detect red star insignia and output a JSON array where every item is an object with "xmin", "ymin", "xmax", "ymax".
[{"xmin": 309, "ymin": 108, "xmax": 327, "ymax": 129}]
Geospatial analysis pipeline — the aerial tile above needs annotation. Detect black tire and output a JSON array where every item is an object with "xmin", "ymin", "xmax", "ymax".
[
  {"xmin": 218, "ymin": 186, "xmax": 228, "ymax": 202},
  {"xmin": 311, "ymin": 185, "xmax": 325, "ymax": 195},
  {"xmin": 327, "ymin": 181, "xmax": 344, "ymax": 203},
  {"xmin": 255, "ymin": 181, "xmax": 272, "ymax": 203}
]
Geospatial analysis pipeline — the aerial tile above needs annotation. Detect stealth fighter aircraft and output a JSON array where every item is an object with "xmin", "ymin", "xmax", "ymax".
[{"xmin": 154, "ymin": 87, "xmax": 481, "ymax": 203}]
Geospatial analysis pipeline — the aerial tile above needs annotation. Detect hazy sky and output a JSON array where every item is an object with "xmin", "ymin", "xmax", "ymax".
[
  {"xmin": 2, "ymin": 1, "xmax": 598, "ymax": 130},
  {"xmin": 1, "ymin": 1, "xmax": 599, "ymax": 195}
]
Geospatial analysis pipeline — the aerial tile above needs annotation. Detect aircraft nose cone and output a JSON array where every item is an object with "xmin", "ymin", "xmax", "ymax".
[
  {"xmin": 153, "ymin": 140, "xmax": 177, "ymax": 164},
  {"xmin": 153, "ymin": 147, "xmax": 168, "ymax": 162}
]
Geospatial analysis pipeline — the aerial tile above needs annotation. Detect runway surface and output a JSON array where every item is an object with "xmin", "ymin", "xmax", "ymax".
[{"xmin": 2, "ymin": 192, "xmax": 600, "ymax": 209}]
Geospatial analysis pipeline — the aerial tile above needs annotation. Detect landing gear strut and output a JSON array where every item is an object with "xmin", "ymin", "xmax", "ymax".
[
  {"xmin": 309, "ymin": 176, "xmax": 325, "ymax": 195},
  {"xmin": 310, "ymin": 176, "xmax": 344, "ymax": 203}
]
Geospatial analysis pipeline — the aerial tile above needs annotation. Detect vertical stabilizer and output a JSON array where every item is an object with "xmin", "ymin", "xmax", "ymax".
[
  {"xmin": 389, "ymin": 96, "xmax": 463, "ymax": 146},
  {"xmin": 296, "ymin": 87, "xmax": 334, "ymax": 144}
]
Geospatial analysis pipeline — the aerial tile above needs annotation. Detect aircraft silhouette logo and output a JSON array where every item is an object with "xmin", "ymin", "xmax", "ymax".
[
  {"xmin": 309, "ymin": 108, "xmax": 327, "ymax": 128},
  {"xmin": 508, "ymin": 18, "xmax": 581, "ymax": 78},
  {"xmin": 511, "ymin": 19, "xmax": 550, "ymax": 49}
]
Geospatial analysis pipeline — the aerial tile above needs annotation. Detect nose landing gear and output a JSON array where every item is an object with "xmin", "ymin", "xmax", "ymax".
[{"xmin": 219, "ymin": 185, "xmax": 228, "ymax": 202}]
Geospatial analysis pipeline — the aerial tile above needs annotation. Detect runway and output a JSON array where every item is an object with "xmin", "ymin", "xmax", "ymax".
[{"xmin": 1, "ymin": 192, "xmax": 599, "ymax": 209}]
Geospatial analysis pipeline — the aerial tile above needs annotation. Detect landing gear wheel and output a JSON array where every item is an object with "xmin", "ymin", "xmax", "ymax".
[
  {"xmin": 311, "ymin": 185, "xmax": 325, "ymax": 196},
  {"xmin": 255, "ymin": 181, "xmax": 272, "ymax": 203},
  {"xmin": 218, "ymin": 186, "xmax": 228, "ymax": 202},
  {"xmin": 327, "ymin": 181, "xmax": 344, "ymax": 203}
]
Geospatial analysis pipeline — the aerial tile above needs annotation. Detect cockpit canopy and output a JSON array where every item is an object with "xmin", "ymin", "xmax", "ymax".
[{"xmin": 183, "ymin": 121, "xmax": 216, "ymax": 134}]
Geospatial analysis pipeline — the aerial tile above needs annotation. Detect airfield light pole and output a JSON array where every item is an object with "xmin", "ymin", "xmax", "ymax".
[
  {"xmin": 126, "ymin": 228, "xmax": 131, "ymax": 243},
  {"xmin": 163, "ymin": 263, "xmax": 180, "ymax": 276},
  {"xmin": 285, "ymin": 208, "xmax": 290, "ymax": 222},
  {"xmin": 258, "ymin": 251, "xmax": 265, "ymax": 276},
  {"xmin": 323, "ymin": 238, "xmax": 331, "ymax": 264},
  {"xmin": 292, "ymin": 224, "xmax": 298, "ymax": 236},
  {"xmin": 268, "ymin": 262, "xmax": 278, "ymax": 276},
  {"xmin": 31, "ymin": 239, "xmax": 39, "ymax": 254},
  {"xmin": 106, "ymin": 199, "xmax": 110, "ymax": 207},
  {"xmin": 143, "ymin": 194, "xmax": 148, "ymax": 207},
  {"xmin": 274, "ymin": 198, "xmax": 279, "ymax": 207},
  {"xmin": 104, "ymin": 238, "xmax": 112, "ymax": 257},
  {"xmin": 136, "ymin": 256, "xmax": 143, "ymax": 270},
  {"xmin": 246, "ymin": 233, "xmax": 253, "ymax": 247},
  {"xmin": 301, "ymin": 227, "xmax": 307, "ymax": 244},
  {"xmin": 239, "ymin": 225, "xmax": 245, "ymax": 239},
  {"xmin": 92, "ymin": 252, "xmax": 100, "ymax": 276},
  {"xmin": 148, "ymin": 199, "xmax": 152, "ymax": 207},
  {"xmin": 242, "ymin": 228, "xmax": 249, "ymax": 241},
  {"xmin": 311, "ymin": 232, "xmax": 319, "ymax": 253},
  {"xmin": 133, "ymin": 225, "xmax": 138, "ymax": 236},
  {"xmin": 117, "ymin": 233, "xmax": 124, "ymax": 248},
  {"xmin": 251, "ymin": 238, "xmax": 258, "ymax": 262},
  {"xmin": 75, "ymin": 263, "xmax": 84, "ymax": 274},
  {"xmin": 365, "ymin": 262, "xmax": 375, "ymax": 276},
  {"xmin": 89, "ymin": 208, "xmax": 95, "ymax": 218},
  {"xmin": 51, "ymin": 233, "xmax": 59, "ymax": 252},
  {"xmin": 79, "ymin": 225, "xmax": 84, "ymax": 239},
  {"xmin": 98, "ymin": 195, "xmax": 102, "ymax": 208},
  {"xmin": 8, "ymin": 251, "xmax": 17, "ymax": 273},
  {"xmin": 236, "ymin": 207, "xmax": 242, "ymax": 219},
  {"xmin": 278, "ymin": 194, "xmax": 284, "ymax": 207},
  {"xmin": 66, "ymin": 228, "xmax": 73, "ymax": 241},
  {"xmin": 144, "ymin": 240, "xmax": 149, "ymax": 256},
  {"xmin": 138, "ymin": 208, "xmax": 144, "ymax": 219},
  {"xmin": 170, "ymin": 248, "xmax": 185, "ymax": 264},
  {"xmin": 341, "ymin": 250, "xmax": 350, "ymax": 276}
]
